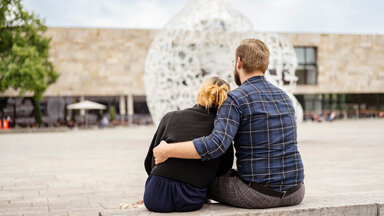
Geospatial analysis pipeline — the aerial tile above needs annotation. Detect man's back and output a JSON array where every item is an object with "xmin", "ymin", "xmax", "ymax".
[{"xmin": 229, "ymin": 76, "xmax": 304, "ymax": 192}]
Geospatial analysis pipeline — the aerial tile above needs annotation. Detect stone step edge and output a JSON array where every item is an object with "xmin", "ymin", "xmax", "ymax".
[{"xmin": 99, "ymin": 202, "xmax": 384, "ymax": 216}]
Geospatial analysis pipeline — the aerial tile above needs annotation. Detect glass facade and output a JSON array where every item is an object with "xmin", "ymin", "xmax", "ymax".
[
  {"xmin": 295, "ymin": 93, "xmax": 384, "ymax": 121},
  {"xmin": 0, "ymin": 96, "xmax": 152, "ymax": 127},
  {"xmin": 2, "ymin": 93, "xmax": 384, "ymax": 127}
]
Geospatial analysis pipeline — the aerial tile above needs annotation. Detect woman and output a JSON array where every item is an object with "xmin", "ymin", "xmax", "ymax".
[{"xmin": 144, "ymin": 77, "xmax": 234, "ymax": 212}]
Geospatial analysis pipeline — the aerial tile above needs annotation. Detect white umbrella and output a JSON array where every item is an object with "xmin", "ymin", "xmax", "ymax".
[
  {"xmin": 67, "ymin": 100, "xmax": 106, "ymax": 110},
  {"xmin": 67, "ymin": 100, "xmax": 106, "ymax": 126}
]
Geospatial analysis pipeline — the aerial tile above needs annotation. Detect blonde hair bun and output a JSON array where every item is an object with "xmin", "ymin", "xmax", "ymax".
[{"xmin": 197, "ymin": 77, "xmax": 230, "ymax": 110}]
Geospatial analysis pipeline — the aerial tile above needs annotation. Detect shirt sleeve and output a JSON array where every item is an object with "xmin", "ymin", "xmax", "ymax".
[{"xmin": 193, "ymin": 94, "xmax": 241, "ymax": 161}]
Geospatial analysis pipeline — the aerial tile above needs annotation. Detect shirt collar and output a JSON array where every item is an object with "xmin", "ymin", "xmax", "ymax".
[
  {"xmin": 242, "ymin": 75, "xmax": 266, "ymax": 86},
  {"xmin": 192, "ymin": 104, "xmax": 217, "ymax": 114}
]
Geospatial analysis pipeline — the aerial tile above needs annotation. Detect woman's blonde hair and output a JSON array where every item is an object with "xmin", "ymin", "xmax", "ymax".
[{"xmin": 197, "ymin": 77, "xmax": 230, "ymax": 110}]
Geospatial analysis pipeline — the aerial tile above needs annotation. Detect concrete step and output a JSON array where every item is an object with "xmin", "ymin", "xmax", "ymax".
[{"xmin": 100, "ymin": 201, "xmax": 384, "ymax": 216}]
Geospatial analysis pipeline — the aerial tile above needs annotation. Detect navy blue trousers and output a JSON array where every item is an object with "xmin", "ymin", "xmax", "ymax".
[{"xmin": 143, "ymin": 174, "xmax": 208, "ymax": 212}]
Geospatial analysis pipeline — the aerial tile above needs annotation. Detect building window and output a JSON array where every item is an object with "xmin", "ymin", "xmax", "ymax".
[{"xmin": 295, "ymin": 47, "xmax": 318, "ymax": 85}]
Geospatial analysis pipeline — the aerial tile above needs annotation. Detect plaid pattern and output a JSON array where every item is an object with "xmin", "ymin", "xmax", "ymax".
[{"xmin": 193, "ymin": 76, "xmax": 304, "ymax": 192}]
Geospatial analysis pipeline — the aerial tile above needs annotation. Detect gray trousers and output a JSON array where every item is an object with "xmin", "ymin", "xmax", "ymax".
[{"xmin": 208, "ymin": 170, "xmax": 305, "ymax": 209}]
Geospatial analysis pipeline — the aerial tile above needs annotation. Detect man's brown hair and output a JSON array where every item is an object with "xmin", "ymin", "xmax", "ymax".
[{"xmin": 235, "ymin": 38, "xmax": 270, "ymax": 73}]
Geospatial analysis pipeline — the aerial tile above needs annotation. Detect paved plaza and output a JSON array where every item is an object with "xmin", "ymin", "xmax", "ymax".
[{"xmin": 0, "ymin": 119, "xmax": 384, "ymax": 215}]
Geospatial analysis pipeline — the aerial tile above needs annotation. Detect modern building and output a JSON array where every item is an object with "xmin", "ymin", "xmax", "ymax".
[
  {"xmin": 283, "ymin": 33, "xmax": 384, "ymax": 120},
  {"xmin": 1, "ymin": 27, "xmax": 384, "ymax": 126}
]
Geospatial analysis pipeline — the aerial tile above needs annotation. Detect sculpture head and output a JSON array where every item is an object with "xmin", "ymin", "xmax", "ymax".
[
  {"xmin": 233, "ymin": 38, "xmax": 270, "ymax": 86},
  {"xmin": 144, "ymin": 0, "xmax": 303, "ymax": 124},
  {"xmin": 197, "ymin": 77, "xmax": 230, "ymax": 110}
]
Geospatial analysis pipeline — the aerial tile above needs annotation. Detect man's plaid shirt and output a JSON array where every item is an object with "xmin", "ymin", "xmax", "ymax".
[{"xmin": 193, "ymin": 76, "xmax": 304, "ymax": 192}]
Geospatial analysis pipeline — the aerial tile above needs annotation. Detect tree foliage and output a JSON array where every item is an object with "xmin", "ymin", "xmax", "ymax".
[{"xmin": 0, "ymin": 0, "xmax": 59, "ymax": 125}]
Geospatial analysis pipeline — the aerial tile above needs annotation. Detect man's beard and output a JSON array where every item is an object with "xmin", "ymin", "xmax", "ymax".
[{"xmin": 233, "ymin": 68, "xmax": 241, "ymax": 86}]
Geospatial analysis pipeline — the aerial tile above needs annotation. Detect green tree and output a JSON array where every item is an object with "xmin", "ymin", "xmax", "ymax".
[
  {"xmin": 0, "ymin": 0, "xmax": 58, "ymax": 126},
  {"xmin": 109, "ymin": 106, "xmax": 116, "ymax": 121}
]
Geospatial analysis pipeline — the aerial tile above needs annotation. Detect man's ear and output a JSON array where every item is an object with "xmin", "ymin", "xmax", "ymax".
[{"xmin": 237, "ymin": 57, "xmax": 242, "ymax": 69}]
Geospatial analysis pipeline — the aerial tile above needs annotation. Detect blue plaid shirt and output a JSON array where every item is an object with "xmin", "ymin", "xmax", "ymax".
[{"xmin": 193, "ymin": 76, "xmax": 304, "ymax": 192}]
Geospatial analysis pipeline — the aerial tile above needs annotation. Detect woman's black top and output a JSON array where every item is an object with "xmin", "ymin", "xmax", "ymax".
[{"xmin": 144, "ymin": 104, "xmax": 234, "ymax": 188}]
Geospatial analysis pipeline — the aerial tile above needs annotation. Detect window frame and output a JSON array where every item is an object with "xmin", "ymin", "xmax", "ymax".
[{"xmin": 294, "ymin": 46, "xmax": 318, "ymax": 85}]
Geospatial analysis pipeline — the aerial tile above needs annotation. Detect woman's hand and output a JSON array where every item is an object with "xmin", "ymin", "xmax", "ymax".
[{"xmin": 153, "ymin": 141, "xmax": 170, "ymax": 165}]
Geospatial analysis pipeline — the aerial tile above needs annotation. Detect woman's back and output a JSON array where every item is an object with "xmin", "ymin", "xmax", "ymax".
[
  {"xmin": 144, "ymin": 105, "xmax": 233, "ymax": 188},
  {"xmin": 143, "ymin": 77, "xmax": 232, "ymax": 212}
]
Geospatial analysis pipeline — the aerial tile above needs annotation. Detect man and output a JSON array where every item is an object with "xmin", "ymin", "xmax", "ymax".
[{"xmin": 153, "ymin": 38, "xmax": 305, "ymax": 209}]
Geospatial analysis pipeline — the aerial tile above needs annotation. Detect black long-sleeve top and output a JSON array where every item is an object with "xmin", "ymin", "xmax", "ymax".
[{"xmin": 144, "ymin": 105, "xmax": 234, "ymax": 188}]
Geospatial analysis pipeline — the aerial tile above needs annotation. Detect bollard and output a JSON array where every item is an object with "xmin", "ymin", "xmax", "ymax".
[{"xmin": 2, "ymin": 119, "xmax": 9, "ymax": 130}]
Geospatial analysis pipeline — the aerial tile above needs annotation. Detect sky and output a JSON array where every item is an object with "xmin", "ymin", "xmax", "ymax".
[{"xmin": 22, "ymin": 0, "xmax": 384, "ymax": 34}]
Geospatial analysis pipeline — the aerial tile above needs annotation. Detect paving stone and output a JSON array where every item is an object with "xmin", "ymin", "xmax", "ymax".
[
  {"xmin": 378, "ymin": 203, "xmax": 384, "ymax": 216},
  {"xmin": 8, "ymin": 200, "xmax": 33, "ymax": 208},
  {"xmin": 69, "ymin": 209, "xmax": 102, "ymax": 216},
  {"xmin": 0, "ymin": 206, "xmax": 50, "ymax": 216}
]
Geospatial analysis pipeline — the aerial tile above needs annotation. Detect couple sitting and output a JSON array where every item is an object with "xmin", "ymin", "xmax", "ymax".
[{"xmin": 144, "ymin": 38, "xmax": 305, "ymax": 212}]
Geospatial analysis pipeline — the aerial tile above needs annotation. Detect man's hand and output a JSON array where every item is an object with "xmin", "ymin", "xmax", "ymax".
[
  {"xmin": 153, "ymin": 140, "xmax": 201, "ymax": 164},
  {"xmin": 153, "ymin": 140, "xmax": 170, "ymax": 165}
]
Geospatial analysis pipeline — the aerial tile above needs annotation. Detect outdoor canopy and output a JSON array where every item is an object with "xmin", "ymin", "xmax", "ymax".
[
  {"xmin": 67, "ymin": 100, "xmax": 106, "ymax": 110},
  {"xmin": 67, "ymin": 100, "xmax": 106, "ymax": 126}
]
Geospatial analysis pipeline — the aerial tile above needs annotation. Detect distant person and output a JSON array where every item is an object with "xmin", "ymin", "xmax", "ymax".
[
  {"xmin": 143, "ymin": 77, "xmax": 234, "ymax": 212},
  {"xmin": 154, "ymin": 39, "xmax": 305, "ymax": 209},
  {"xmin": 328, "ymin": 111, "xmax": 336, "ymax": 121},
  {"xmin": 318, "ymin": 113, "xmax": 325, "ymax": 122},
  {"xmin": 99, "ymin": 115, "xmax": 109, "ymax": 128}
]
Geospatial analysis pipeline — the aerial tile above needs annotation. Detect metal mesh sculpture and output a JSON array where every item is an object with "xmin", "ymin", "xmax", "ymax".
[{"xmin": 144, "ymin": 0, "xmax": 303, "ymax": 124}]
